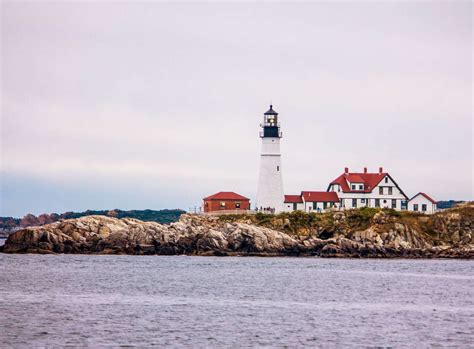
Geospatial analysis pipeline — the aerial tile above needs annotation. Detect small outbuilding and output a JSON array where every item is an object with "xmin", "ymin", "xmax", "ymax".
[
  {"xmin": 284, "ymin": 195, "xmax": 304, "ymax": 211},
  {"xmin": 408, "ymin": 192, "xmax": 437, "ymax": 214},
  {"xmin": 301, "ymin": 191, "xmax": 340, "ymax": 212},
  {"xmin": 283, "ymin": 191, "xmax": 340, "ymax": 212},
  {"xmin": 203, "ymin": 191, "xmax": 250, "ymax": 213}
]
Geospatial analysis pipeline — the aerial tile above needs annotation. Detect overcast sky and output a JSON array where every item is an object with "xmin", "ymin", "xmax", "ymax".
[{"xmin": 1, "ymin": 1, "xmax": 472, "ymax": 217}]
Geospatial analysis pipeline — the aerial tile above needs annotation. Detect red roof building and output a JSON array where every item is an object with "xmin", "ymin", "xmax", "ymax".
[
  {"xmin": 328, "ymin": 167, "xmax": 388, "ymax": 193},
  {"xmin": 301, "ymin": 191, "xmax": 339, "ymax": 202},
  {"xmin": 284, "ymin": 195, "xmax": 303, "ymax": 203},
  {"xmin": 284, "ymin": 191, "xmax": 339, "ymax": 212},
  {"xmin": 327, "ymin": 167, "xmax": 408, "ymax": 210},
  {"xmin": 281, "ymin": 167, "xmax": 432, "ymax": 214},
  {"xmin": 203, "ymin": 192, "xmax": 250, "ymax": 213}
]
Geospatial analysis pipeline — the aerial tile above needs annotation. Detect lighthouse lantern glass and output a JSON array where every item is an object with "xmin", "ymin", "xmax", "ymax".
[{"xmin": 265, "ymin": 115, "xmax": 277, "ymax": 126}]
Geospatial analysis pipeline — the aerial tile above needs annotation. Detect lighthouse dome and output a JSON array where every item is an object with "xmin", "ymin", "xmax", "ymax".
[{"xmin": 264, "ymin": 105, "xmax": 278, "ymax": 115}]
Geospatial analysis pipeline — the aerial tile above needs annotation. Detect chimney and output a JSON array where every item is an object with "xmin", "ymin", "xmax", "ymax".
[
  {"xmin": 344, "ymin": 167, "xmax": 349, "ymax": 174},
  {"xmin": 364, "ymin": 167, "xmax": 368, "ymax": 173},
  {"xmin": 379, "ymin": 167, "xmax": 383, "ymax": 173}
]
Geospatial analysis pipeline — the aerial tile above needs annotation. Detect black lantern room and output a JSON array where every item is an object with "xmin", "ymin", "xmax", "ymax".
[{"xmin": 260, "ymin": 105, "xmax": 282, "ymax": 138}]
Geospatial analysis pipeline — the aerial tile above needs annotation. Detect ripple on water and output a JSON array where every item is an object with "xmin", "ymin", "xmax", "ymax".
[{"xmin": 0, "ymin": 255, "xmax": 473, "ymax": 347}]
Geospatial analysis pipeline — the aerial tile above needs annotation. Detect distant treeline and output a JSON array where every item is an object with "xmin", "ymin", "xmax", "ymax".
[
  {"xmin": 437, "ymin": 201, "xmax": 465, "ymax": 209},
  {"xmin": 0, "ymin": 209, "xmax": 186, "ymax": 232}
]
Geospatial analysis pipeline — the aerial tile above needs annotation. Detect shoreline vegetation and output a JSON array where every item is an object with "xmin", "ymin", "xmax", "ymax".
[
  {"xmin": 0, "ymin": 209, "xmax": 186, "ymax": 236},
  {"xmin": 2, "ymin": 203, "xmax": 473, "ymax": 258}
]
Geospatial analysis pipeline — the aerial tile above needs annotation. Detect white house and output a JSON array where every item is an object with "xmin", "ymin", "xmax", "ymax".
[
  {"xmin": 283, "ymin": 191, "xmax": 339, "ymax": 212},
  {"xmin": 408, "ymin": 192, "xmax": 438, "ymax": 214},
  {"xmin": 327, "ymin": 167, "xmax": 409, "ymax": 210}
]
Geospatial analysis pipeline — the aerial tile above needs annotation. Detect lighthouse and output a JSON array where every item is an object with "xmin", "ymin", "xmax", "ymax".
[{"xmin": 256, "ymin": 105, "xmax": 284, "ymax": 212}]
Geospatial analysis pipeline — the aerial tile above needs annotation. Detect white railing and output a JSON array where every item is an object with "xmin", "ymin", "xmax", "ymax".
[{"xmin": 260, "ymin": 122, "xmax": 280, "ymax": 128}]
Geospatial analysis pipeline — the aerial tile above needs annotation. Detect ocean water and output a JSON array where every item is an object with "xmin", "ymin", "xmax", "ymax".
[{"xmin": 0, "ymin": 255, "xmax": 472, "ymax": 348}]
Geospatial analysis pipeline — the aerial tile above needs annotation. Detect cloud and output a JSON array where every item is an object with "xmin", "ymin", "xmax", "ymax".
[{"xmin": 1, "ymin": 1, "xmax": 472, "ymax": 216}]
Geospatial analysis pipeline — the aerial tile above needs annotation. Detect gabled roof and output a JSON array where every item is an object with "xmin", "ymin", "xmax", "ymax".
[
  {"xmin": 328, "ymin": 169, "xmax": 409, "ymax": 199},
  {"xmin": 284, "ymin": 195, "xmax": 303, "ymax": 203},
  {"xmin": 203, "ymin": 192, "xmax": 249, "ymax": 201},
  {"xmin": 301, "ymin": 191, "xmax": 339, "ymax": 202},
  {"xmin": 329, "ymin": 172, "xmax": 387, "ymax": 193},
  {"xmin": 409, "ymin": 192, "xmax": 437, "ymax": 204}
]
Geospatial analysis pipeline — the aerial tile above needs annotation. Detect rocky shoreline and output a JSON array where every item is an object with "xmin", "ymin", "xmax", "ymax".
[{"xmin": 2, "ymin": 205, "xmax": 473, "ymax": 258}]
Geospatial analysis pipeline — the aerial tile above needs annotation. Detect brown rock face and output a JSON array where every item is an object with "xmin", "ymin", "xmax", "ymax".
[
  {"xmin": 3, "ymin": 204, "xmax": 474, "ymax": 258},
  {"xmin": 3, "ymin": 215, "xmax": 304, "ymax": 256}
]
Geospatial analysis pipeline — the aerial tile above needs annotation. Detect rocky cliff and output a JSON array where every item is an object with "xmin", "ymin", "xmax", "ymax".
[{"xmin": 2, "ymin": 204, "xmax": 473, "ymax": 258}]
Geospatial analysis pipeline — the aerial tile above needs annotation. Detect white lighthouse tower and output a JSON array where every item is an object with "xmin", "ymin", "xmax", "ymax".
[{"xmin": 256, "ymin": 105, "xmax": 284, "ymax": 212}]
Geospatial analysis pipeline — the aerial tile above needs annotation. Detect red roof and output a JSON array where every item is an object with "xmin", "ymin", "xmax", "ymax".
[
  {"xmin": 410, "ymin": 192, "xmax": 437, "ymax": 204},
  {"xmin": 329, "ymin": 172, "xmax": 387, "ymax": 193},
  {"xmin": 284, "ymin": 195, "xmax": 303, "ymax": 203},
  {"xmin": 301, "ymin": 191, "xmax": 339, "ymax": 202},
  {"xmin": 203, "ymin": 191, "xmax": 249, "ymax": 201}
]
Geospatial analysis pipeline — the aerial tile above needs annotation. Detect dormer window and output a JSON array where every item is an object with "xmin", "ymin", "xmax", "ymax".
[
  {"xmin": 359, "ymin": 185, "xmax": 363, "ymax": 190},
  {"xmin": 351, "ymin": 184, "xmax": 356, "ymax": 190}
]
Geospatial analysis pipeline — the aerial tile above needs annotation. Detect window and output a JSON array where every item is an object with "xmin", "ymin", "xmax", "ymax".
[
  {"xmin": 220, "ymin": 202, "xmax": 226, "ymax": 209},
  {"xmin": 359, "ymin": 185, "xmax": 363, "ymax": 190},
  {"xmin": 361, "ymin": 198, "xmax": 366, "ymax": 204},
  {"xmin": 235, "ymin": 202, "xmax": 241, "ymax": 209},
  {"xmin": 351, "ymin": 184, "xmax": 356, "ymax": 190},
  {"xmin": 385, "ymin": 177, "xmax": 388, "ymax": 183},
  {"xmin": 323, "ymin": 202, "xmax": 327, "ymax": 209},
  {"xmin": 392, "ymin": 199, "xmax": 396, "ymax": 209},
  {"xmin": 352, "ymin": 198, "xmax": 357, "ymax": 207},
  {"xmin": 379, "ymin": 187, "xmax": 383, "ymax": 195},
  {"xmin": 388, "ymin": 187, "xmax": 393, "ymax": 195},
  {"xmin": 313, "ymin": 202, "xmax": 317, "ymax": 210},
  {"xmin": 293, "ymin": 203, "xmax": 297, "ymax": 210},
  {"xmin": 277, "ymin": 166, "xmax": 279, "ymax": 171},
  {"xmin": 375, "ymin": 199, "xmax": 380, "ymax": 207},
  {"xmin": 422, "ymin": 204, "xmax": 427, "ymax": 212},
  {"xmin": 413, "ymin": 204, "xmax": 418, "ymax": 211},
  {"xmin": 401, "ymin": 201, "xmax": 408, "ymax": 210}
]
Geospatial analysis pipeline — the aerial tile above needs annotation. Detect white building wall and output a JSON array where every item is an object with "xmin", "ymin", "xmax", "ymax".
[
  {"xmin": 302, "ymin": 201, "xmax": 337, "ymax": 213},
  {"xmin": 256, "ymin": 137, "xmax": 284, "ymax": 212},
  {"xmin": 283, "ymin": 202, "xmax": 304, "ymax": 212},
  {"xmin": 408, "ymin": 195, "xmax": 437, "ymax": 214}
]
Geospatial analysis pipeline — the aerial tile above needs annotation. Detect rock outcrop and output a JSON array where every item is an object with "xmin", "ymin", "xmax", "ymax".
[{"xmin": 3, "ymin": 204, "xmax": 473, "ymax": 258}]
